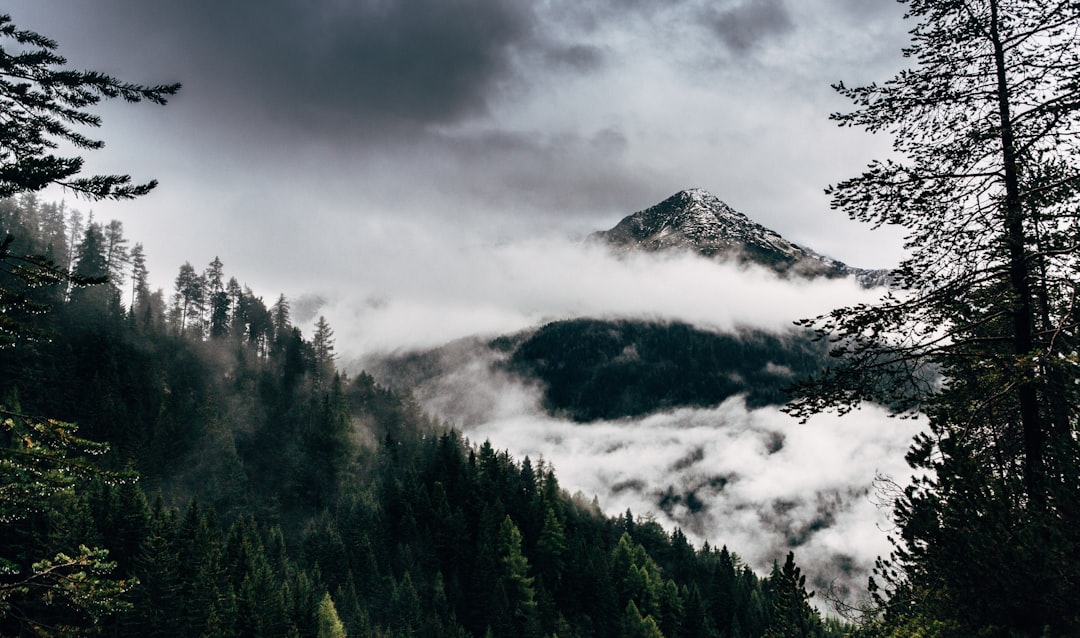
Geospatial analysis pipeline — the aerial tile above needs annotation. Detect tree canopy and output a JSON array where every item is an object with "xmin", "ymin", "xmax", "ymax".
[{"xmin": 790, "ymin": 1, "xmax": 1080, "ymax": 635}]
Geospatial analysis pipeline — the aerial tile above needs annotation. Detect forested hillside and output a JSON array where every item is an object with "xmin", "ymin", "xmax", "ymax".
[
  {"xmin": 502, "ymin": 319, "xmax": 828, "ymax": 421},
  {"xmin": 1, "ymin": 195, "xmax": 843, "ymax": 636}
]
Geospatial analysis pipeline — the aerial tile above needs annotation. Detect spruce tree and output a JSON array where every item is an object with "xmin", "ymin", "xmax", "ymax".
[
  {"xmin": 316, "ymin": 592, "xmax": 347, "ymax": 638},
  {"xmin": 102, "ymin": 220, "xmax": 129, "ymax": 289},
  {"xmin": 128, "ymin": 242, "xmax": 149, "ymax": 312},
  {"xmin": 311, "ymin": 315, "xmax": 336, "ymax": 387},
  {"xmin": 788, "ymin": 1, "xmax": 1080, "ymax": 635},
  {"xmin": 763, "ymin": 552, "xmax": 820, "ymax": 638}
]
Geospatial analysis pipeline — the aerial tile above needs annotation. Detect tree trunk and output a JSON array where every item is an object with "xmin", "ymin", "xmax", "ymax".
[{"xmin": 990, "ymin": 0, "xmax": 1044, "ymax": 503}]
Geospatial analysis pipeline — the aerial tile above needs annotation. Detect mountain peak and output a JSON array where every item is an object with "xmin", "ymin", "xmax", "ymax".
[
  {"xmin": 593, "ymin": 189, "xmax": 797, "ymax": 262},
  {"xmin": 592, "ymin": 190, "xmax": 887, "ymax": 285},
  {"xmin": 674, "ymin": 187, "xmax": 715, "ymax": 201},
  {"xmin": 672, "ymin": 188, "xmax": 721, "ymax": 204}
]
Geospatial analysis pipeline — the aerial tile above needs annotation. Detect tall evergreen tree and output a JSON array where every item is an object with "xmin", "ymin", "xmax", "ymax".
[
  {"xmin": 206, "ymin": 257, "xmax": 231, "ymax": 339},
  {"xmin": 103, "ymin": 219, "xmax": 129, "ymax": 290},
  {"xmin": 788, "ymin": 1, "xmax": 1080, "ymax": 635},
  {"xmin": 69, "ymin": 221, "xmax": 112, "ymax": 313},
  {"xmin": 271, "ymin": 293, "xmax": 291, "ymax": 342},
  {"xmin": 311, "ymin": 315, "xmax": 336, "ymax": 387},
  {"xmin": 72, "ymin": 222, "xmax": 109, "ymax": 282},
  {"xmin": 316, "ymin": 592, "xmax": 347, "ymax": 638},
  {"xmin": 172, "ymin": 262, "xmax": 206, "ymax": 337},
  {"xmin": 37, "ymin": 200, "xmax": 68, "ymax": 268},
  {"xmin": 763, "ymin": 552, "xmax": 820, "ymax": 638},
  {"xmin": 492, "ymin": 515, "xmax": 539, "ymax": 638},
  {"xmin": 128, "ymin": 242, "xmax": 149, "ymax": 312},
  {"xmin": 64, "ymin": 207, "xmax": 84, "ymax": 275}
]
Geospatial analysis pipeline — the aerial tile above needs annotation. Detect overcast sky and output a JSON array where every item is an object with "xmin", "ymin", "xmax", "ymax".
[{"xmin": 9, "ymin": 1, "xmax": 913, "ymax": 345}]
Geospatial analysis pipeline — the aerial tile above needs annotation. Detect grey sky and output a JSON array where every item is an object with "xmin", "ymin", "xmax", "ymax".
[{"xmin": 9, "ymin": 1, "xmax": 911, "ymax": 339}]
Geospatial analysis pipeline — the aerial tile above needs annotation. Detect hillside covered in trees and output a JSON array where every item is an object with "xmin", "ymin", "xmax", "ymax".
[{"xmin": 1, "ymin": 194, "xmax": 844, "ymax": 636}]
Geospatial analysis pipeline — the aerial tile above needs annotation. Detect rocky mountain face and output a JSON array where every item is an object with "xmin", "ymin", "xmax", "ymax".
[{"xmin": 592, "ymin": 188, "xmax": 888, "ymax": 286}]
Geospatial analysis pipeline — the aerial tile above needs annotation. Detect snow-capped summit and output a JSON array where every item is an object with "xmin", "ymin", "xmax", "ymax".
[{"xmin": 591, "ymin": 189, "xmax": 887, "ymax": 285}]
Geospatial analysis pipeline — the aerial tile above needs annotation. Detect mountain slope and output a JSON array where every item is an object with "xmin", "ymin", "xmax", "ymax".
[
  {"xmin": 592, "ymin": 189, "xmax": 887, "ymax": 285},
  {"xmin": 502, "ymin": 318, "xmax": 829, "ymax": 421},
  {"xmin": 364, "ymin": 319, "xmax": 829, "ymax": 424}
]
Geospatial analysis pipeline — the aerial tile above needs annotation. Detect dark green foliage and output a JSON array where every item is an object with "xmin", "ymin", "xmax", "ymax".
[
  {"xmin": 792, "ymin": 0, "xmax": 1080, "ymax": 635},
  {"xmin": 0, "ymin": 407, "xmax": 136, "ymax": 635},
  {"xmin": 316, "ymin": 591, "xmax": 347, "ymax": 638},
  {"xmin": 764, "ymin": 552, "xmax": 823, "ymax": 638},
  {"xmin": 507, "ymin": 318, "xmax": 828, "ymax": 421}
]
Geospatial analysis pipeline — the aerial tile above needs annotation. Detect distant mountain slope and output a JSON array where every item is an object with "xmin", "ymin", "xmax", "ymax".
[
  {"xmin": 592, "ymin": 189, "xmax": 888, "ymax": 286},
  {"xmin": 365, "ymin": 319, "xmax": 830, "ymax": 424},
  {"xmin": 501, "ymin": 319, "xmax": 828, "ymax": 421}
]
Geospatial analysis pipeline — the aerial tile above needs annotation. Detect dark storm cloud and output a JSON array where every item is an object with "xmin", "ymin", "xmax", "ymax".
[
  {"xmin": 283, "ymin": 0, "xmax": 534, "ymax": 126},
  {"xmin": 419, "ymin": 127, "xmax": 662, "ymax": 216},
  {"xmin": 28, "ymin": 0, "xmax": 540, "ymax": 136},
  {"xmin": 703, "ymin": 0, "xmax": 794, "ymax": 53}
]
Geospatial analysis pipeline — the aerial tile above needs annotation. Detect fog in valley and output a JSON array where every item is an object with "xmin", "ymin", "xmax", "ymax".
[{"xmin": 316, "ymin": 234, "xmax": 926, "ymax": 608}]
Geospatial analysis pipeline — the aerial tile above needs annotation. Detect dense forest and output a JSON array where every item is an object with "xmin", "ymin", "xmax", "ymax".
[{"xmin": 0, "ymin": 195, "xmax": 844, "ymax": 636}]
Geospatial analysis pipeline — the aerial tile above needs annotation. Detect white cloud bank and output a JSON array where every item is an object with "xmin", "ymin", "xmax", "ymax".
[
  {"xmin": 309, "ymin": 228, "xmax": 881, "ymax": 360},
  {"xmin": 390, "ymin": 340, "xmax": 923, "ymax": 609}
]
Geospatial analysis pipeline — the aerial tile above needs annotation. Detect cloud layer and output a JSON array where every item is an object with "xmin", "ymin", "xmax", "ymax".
[
  {"xmin": 308, "ymin": 233, "xmax": 881, "ymax": 359},
  {"xmin": 386, "ymin": 337, "xmax": 923, "ymax": 611}
]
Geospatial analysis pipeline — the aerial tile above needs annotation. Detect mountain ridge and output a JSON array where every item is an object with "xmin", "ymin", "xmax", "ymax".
[{"xmin": 592, "ymin": 189, "xmax": 888, "ymax": 286}]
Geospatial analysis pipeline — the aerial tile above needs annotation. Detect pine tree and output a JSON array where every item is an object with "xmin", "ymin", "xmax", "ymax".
[
  {"xmin": 492, "ymin": 516, "xmax": 539, "ymax": 637},
  {"xmin": 128, "ymin": 242, "xmax": 149, "ymax": 312},
  {"xmin": 621, "ymin": 600, "xmax": 665, "ymax": 638},
  {"xmin": 205, "ymin": 257, "xmax": 231, "ymax": 338},
  {"xmin": 67, "ymin": 220, "xmax": 121, "ymax": 322},
  {"xmin": 311, "ymin": 315, "xmax": 336, "ymax": 387},
  {"xmin": 763, "ymin": 552, "xmax": 820, "ymax": 638},
  {"xmin": 103, "ymin": 219, "xmax": 129, "ymax": 290},
  {"xmin": 172, "ymin": 262, "xmax": 206, "ymax": 337},
  {"xmin": 535, "ymin": 506, "xmax": 566, "ymax": 588},
  {"xmin": 64, "ymin": 207, "xmax": 84, "ymax": 275},
  {"xmin": 316, "ymin": 592, "xmax": 347, "ymax": 638},
  {"xmin": 37, "ymin": 200, "xmax": 68, "ymax": 269},
  {"xmin": 272, "ymin": 293, "xmax": 291, "ymax": 342},
  {"xmin": 788, "ymin": 1, "xmax": 1080, "ymax": 635}
]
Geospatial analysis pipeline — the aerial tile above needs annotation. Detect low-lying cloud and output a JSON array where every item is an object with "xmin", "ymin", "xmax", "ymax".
[
  {"xmin": 314, "ymin": 231, "xmax": 919, "ymax": 610},
  {"xmin": 315, "ymin": 231, "xmax": 880, "ymax": 360},
  {"xmin": 394, "ymin": 348, "xmax": 922, "ymax": 611}
]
